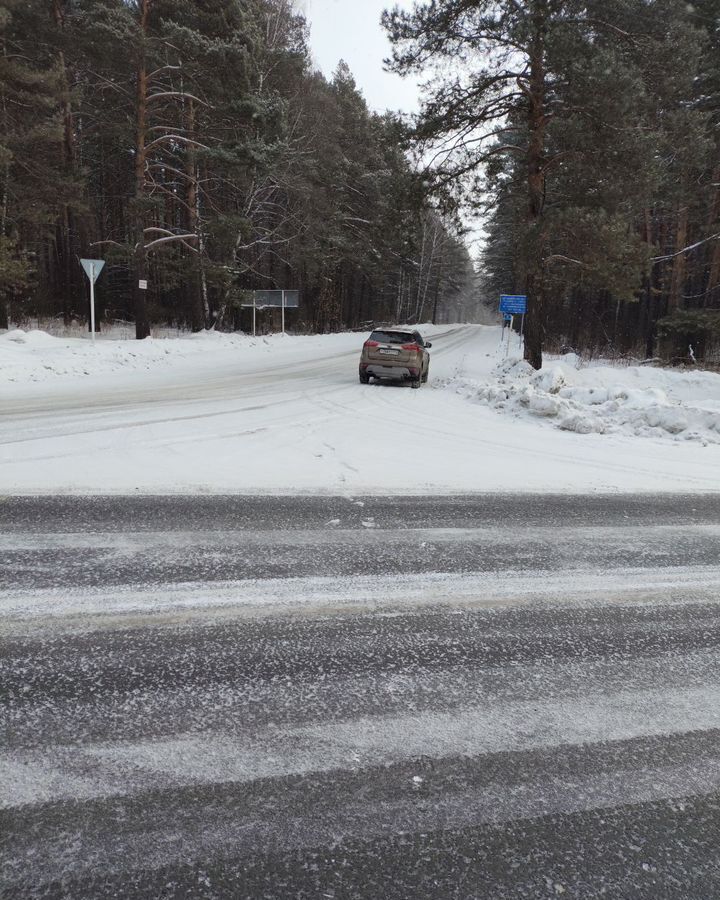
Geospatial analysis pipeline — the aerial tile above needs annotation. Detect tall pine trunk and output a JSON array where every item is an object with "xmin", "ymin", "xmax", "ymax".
[
  {"xmin": 133, "ymin": 0, "xmax": 150, "ymax": 340},
  {"xmin": 184, "ymin": 99, "xmax": 206, "ymax": 331},
  {"xmin": 705, "ymin": 166, "xmax": 720, "ymax": 306},
  {"xmin": 51, "ymin": 0, "xmax": 78, "ymax": 326},
  {"xmin": 668, "ymin": 201, "xmax": 688, "ymax": 312},
  {"xmin": 522, "ymin": 1, "xmax": 548, "ymax": 371}
]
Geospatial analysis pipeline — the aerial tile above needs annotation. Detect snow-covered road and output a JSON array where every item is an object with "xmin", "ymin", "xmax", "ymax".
[
  {"xmin": 2, "ymin": 324, "xmax": 719, "ymax": 493},
  {"xmin": 3, "ymin": 494, "xmax": 720, "ymax": 897}
]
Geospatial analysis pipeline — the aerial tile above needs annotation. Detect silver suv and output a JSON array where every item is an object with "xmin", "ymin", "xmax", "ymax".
[{"xmin": 359, "ymin": 328, "xmax": 432, "ymax": 388}]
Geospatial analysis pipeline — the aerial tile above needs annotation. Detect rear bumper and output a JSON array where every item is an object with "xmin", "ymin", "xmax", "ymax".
[{"xmin": 363, "ymin": 364, "xmax": 417, "ymax": 379}]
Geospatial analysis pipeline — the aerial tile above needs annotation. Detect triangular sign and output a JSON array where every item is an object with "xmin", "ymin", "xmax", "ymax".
[{"xmin": 80, "ymin": 259, "xmax": 105, "ymax": 284}]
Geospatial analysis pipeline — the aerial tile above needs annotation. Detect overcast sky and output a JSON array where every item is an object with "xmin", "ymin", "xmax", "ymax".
[
  {"xmin": 298, "ymin": 1, "xmax": 484, "ymax": 256},
  {"xmin": 299, "ymin": 0, "xmax": 421, "ymax": 115}
]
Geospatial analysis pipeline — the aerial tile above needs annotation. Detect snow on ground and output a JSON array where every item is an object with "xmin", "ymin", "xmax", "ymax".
[
  {"xmin": 1, "ymin": 323, "xmax": 719, "ymax": 494},
  {"xmin": 440, "ymin": 351, "xmax": 720, "ymax": 446},
  {"xmin": 4, "ymin": 566, "xmax": 719, "ymax": 629},
  {"xmin": 0, "ymin": 326, "xmax": 295, "ymax": 385}
]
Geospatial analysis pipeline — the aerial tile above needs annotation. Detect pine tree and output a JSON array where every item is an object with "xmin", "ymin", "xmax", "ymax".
[
  {"xmin": 0, "ymin": 0, "xmax": 477, "ymax": 336},
  {"xmin": 0, "ymin": 0, "xmax": 70, "ymax": 327},
  {"xmin": 383, "ymin": 0, "xmax": 705, "ymax": 366}
]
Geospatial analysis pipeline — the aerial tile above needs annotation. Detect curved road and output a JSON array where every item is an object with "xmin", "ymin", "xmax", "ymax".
[{"xmin": 2, "ymin": 325, "xmax": 718, "ymax": 494}]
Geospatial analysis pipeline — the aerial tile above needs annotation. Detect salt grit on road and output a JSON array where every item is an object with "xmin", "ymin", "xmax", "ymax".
[{"xmin": 1, "ymin": 324, "xmax": 718, "ymax": 494}]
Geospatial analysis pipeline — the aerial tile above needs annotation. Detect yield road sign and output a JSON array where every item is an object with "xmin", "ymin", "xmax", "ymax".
[
  {"xmin": 79, "ymin": 259, "xmax": 105, "ymax": 344},
  {"xmin": 80, "ymin": 259, "xmax": 105, "ymax": 284}
]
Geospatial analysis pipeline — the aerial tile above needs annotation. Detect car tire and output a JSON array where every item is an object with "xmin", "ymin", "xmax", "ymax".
[
  {"xmin": 359, "ymin": 371, "xmax": 370, "ymax": 384},
  {"xmin": 422, "ymin": 367, "xmax": 429, "ymax": 383},
  {"xmin": 411, "ymin": 375, "xmax": 421, "ymax": 389}
]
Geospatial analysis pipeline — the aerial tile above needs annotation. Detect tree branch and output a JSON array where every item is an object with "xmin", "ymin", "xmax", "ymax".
[
  {"xmin": 144, "ymin": 233, "xmax": 199, "ymax": 251},
  {"xmin": 90, "ymin": 239, "xmax": 126, "ymax": 250},
  {"xmin": 147, "ymin": 161, "xmax": 196, "ymax": 182},
  {"xmin": 144, "ymin": 134, "xmax": 211, "ymax": 154},
  {"xmin": 543, "ymin": 254, "xmax": 585, "ymax": 266},
  {"xmin": 651, "ymin": 231, "xmax": 720, "ymax": 263},
  {"xmin": 147, "ymin": 64, "xmax": 182, "ymax": 81}
]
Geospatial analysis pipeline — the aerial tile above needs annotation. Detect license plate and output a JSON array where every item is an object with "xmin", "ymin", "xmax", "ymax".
[{"xmin": 379, "ymin": 348, "xmax": 400, "ymax": 355}]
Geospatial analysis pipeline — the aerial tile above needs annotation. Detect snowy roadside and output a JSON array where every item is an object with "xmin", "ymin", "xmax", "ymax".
[
  {"xmin": 435, "ymin": 353, "xmax": 720, "ymax": 447},
  {"xmin": 0, "ymin": 327, "xmax": 361, "ymax": 386},
  {"xmin": 2, "ymin": 324, "xmax": 719, "ymax": 495}
]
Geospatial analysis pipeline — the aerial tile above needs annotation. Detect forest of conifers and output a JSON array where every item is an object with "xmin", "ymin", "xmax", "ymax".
[
  {"xmin": 385, "ymin": 0, "xmax": 720, "ymax": 366},
  {"xmin": 0, "ymin": 0, "xmax": 477, "ymax": 338},
  {"xmin": 2, "ymin": 0, "xmax": 720, "ymax": 367}
]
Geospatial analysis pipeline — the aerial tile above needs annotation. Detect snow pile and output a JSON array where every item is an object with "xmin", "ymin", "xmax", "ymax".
[
  {"xmin": 0, "ymin": 328, "xmax": 279, "ymax": 384},
  {"xmin": 441, "ymin": 354, "xmax": 720, "ymax": 445}
]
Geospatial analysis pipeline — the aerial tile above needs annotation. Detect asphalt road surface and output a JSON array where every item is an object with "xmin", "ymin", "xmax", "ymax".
[{"xmin": 2, "ymin": 494, "xmax": 720, "ymax": 899}]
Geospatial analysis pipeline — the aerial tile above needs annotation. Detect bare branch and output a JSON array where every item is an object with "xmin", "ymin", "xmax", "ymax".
[
  {"xmin": 651, "ymin": 231, "xmax": 720, "ymax": 263},
  {"xmin": 543, "ymin": 254, "xmax": 585, "ymax": 266},
  {"xmin": 144, "ymin": 134, "xmax": 211, "ymax": 154},
  {"xmin": 147, "ymin": 125, "xmax": 188, "ymax": 134},
  {"xmin": 87, "ymin": 70, "xmax": 131, "ymax": 97},
  {"xmin": 144, "ymin": 233, "xmax": 199, "ymax": 251},
  {"xmin": 143, "ymin": 227, "xmax": 176, "ymax": 236},
  {"xmin": 235, "ymin": 233, "xmax": 298, "ymax": 251},
  {"xmin": 147, "ymin": 161, "xmax": 196, "ymax": 182},
  {"xmin": 147, "ymin": 64, "xmax": 182, "ymax": 81}
]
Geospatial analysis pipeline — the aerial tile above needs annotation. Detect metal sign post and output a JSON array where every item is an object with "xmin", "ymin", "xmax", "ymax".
[
  {"xmin": 281, "ymin": 289, "xmax": 285, "ymax": 335},
  {"xmin": 80, "ymin": 259, "xmax": 105, "ymax": 343},
  {"xmin": 498, "ymin": 295, "xmax": 528, "ymax": 356},
  {"xmin": 253, "ymin": 295, "xmax": 256, "ymax": 337},
  {"xmin": 90, "ymin": 266, "xmax": 96, "ymax": 341},
  {"xmin": 500, "ymin": 313, "xmax": 511, "ymax": 351},
  {"xmin": 505, "ymin": 315, "xmax": 515, "ymax": 357}
]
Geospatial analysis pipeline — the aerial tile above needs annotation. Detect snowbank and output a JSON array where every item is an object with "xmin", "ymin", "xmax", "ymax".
[
  {"xmin": 438, "ymin": 353, "xmax": 720, "ymax": 446},
  {"xmin": 0, "ymin": 328, "xmax": 268, "ymax": 384}
]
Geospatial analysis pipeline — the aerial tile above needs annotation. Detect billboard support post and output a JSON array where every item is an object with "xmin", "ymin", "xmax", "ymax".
[{"xmin": 241, "ymin": 290, "xmax": 299, "ymax": 336}]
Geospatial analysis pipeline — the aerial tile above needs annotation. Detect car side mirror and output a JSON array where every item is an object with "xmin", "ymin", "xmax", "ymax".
[{"xmin": 425, "ymin": 342, "xmax": 432, "ymax": 349}]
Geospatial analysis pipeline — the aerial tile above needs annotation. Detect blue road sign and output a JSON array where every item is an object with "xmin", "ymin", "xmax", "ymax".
[{"xmin": 499, "ymin": 294, "xmax": 527, "ymax": 315}]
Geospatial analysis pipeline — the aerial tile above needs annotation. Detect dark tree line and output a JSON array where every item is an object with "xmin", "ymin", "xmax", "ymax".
[
  {"xmin": 385, "ymin": 0, "xmax": 720, "ymax": 366},
  {"xmin": 0, "ymin": 0, "xmax": 477, "ymax": 337}
]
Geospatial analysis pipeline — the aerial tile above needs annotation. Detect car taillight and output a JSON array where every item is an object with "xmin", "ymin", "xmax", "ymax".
[
  {"xmin": 364, "ymin": 340, "xmax": 379, "ymax": 347},
  {"xmin": 401, "ymin": 343, "xmax": 421, "ymax": 352}
]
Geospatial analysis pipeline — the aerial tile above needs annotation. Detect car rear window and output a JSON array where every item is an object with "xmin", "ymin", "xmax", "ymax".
[{"xmin": 370, "ymin": 330, "xmax": 416, "ymax": 344}]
